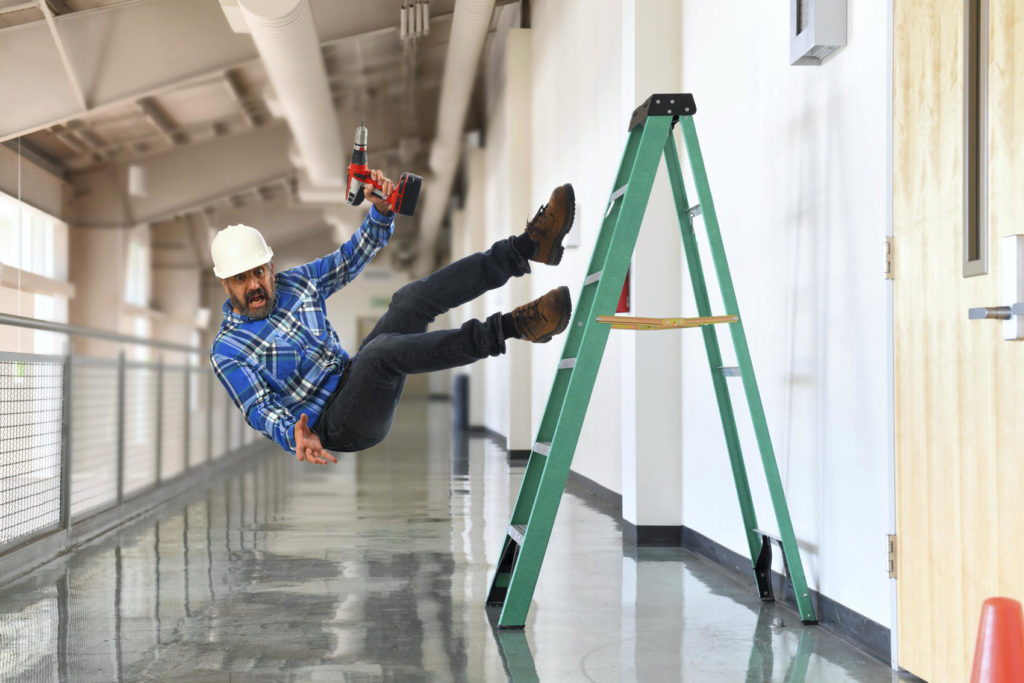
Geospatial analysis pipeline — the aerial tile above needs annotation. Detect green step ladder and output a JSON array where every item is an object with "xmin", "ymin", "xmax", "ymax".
[{"xmin": 485, "ymin": 93, "xmax": 818, "ymax": 628}]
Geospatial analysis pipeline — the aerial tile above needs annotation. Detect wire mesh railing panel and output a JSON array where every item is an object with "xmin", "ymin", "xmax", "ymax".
[
  {"xmin": 244, "ymin": 419, "xmax": 256, "ymax": 445},
  {"xmin": 0, "ymin": 358, "xmax": 64, "ymax": 548},
  {"xmin": 160, "ymin": 367, "xmax": 187, "ymax": 480},
  {"xmin": 211, "ymin": 390, "xmax": 228, "ymax": 459},
  {"xmin": 123, "ymin": 364, "xmax": 158, "ymax": 496},
  {"xmin": 70, "ymin": 360, "xmax": 118, "ymax": 519},
  {"xmin": 229, "ymin": 405, "xmax": 242, "ymax": 452},
  {"xmin": 188, "ymin": 370, "xmax": 208, "ymax": 467}
]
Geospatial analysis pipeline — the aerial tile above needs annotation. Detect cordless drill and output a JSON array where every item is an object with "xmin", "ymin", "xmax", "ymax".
[{"xmin": 345, "ymin": 122, "xmax": 422, "ymax": 216}]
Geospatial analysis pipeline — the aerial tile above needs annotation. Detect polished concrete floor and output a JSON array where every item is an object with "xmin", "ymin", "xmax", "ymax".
[{"xmin": 0, "ymin": 399, "xmax": 916, "ymax": 682}]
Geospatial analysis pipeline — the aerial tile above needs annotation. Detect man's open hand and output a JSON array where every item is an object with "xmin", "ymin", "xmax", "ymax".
[
  {"xmin": 368, "ymin": 169, "xmax": 395, "ymax": 216},
  {"xmin": 293, "ymin": 414, "xmax": 337, "ymax": 465}
]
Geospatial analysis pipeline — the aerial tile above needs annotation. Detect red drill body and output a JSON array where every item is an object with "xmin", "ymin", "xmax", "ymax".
[{"xmin": 345, "ymin": 123, "xmax": 421, "ymax": 216}]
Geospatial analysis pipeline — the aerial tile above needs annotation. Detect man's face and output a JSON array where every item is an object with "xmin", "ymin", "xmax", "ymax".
[{"xmin": 222, "ymin": 263, "xmax": 276, "ymax": 319}]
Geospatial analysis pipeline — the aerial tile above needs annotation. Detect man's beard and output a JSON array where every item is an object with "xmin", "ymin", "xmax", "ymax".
[{"xmin": 231, "ymin": 286, "xmax": 277, "ymax": 320}]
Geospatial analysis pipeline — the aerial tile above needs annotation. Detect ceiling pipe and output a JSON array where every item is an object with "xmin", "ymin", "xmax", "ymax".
[
  {"xmin": 236, "ymin": 0, "xmax": 346, "ymax": 189},
  {"xmin": 413, "ymin": 0, "xmax": 495, "ymax": 275}
]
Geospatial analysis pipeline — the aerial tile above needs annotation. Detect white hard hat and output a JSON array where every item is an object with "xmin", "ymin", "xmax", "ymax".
[{"xmin": 210, "ymin": 224, "xmax": 274, "ymax": 279}]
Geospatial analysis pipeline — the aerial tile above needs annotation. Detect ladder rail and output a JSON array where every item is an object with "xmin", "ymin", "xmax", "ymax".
[
  {"xmin": 663, "ymin": 133, "xmax": 764, "ymax": 568},
  {"xmin": 680, "ymin": 115, "xmax": 816, "ymax": 623},
  {"xmin": 495, "ymin": 117, "xmax": 675, "ymax": 628},
  {"xmin": 500, "ymin": 127, "xmax": 645, "ymax": 533}
]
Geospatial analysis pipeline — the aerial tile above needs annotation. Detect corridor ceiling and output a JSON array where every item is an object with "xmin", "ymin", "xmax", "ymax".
[{"xmin": 0, "ymin": 0, "xmax": 516, "ymax": 272}]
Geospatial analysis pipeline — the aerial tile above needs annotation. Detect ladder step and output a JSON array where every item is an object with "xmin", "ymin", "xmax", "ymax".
[
  {"xmin": 584, "ymin": 270, "xmax": 603, "ymax": 286},
  {"xmin": 533, "ymin": 442, "xmax": 551, "ymax": 456},
  {"xmin": 753, "ymin": 527, "xmax": 782, "ymax": 545},
  {"xmin": 605, "ymin": 185, "xmax": 629, "ymax": 217},
  {"xmin": 558, "ymin": 358, "xmax": 576, "ymax": 370},
  {"xmin": 719, "ymin": 366, "xmax": 741, "ymax": 377},
  {"xmin": 508, "ymin": 524, "xmax": 526, "ymax": 545}
]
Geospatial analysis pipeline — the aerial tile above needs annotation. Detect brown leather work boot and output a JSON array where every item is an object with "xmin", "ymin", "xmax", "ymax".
[
  {"xmin": 511, "ymin": 286, "xmax": 572, "ymax": 343},
  {"xmin": 524, "ymin": 183, "xmax": 575, "ymax": 265}
]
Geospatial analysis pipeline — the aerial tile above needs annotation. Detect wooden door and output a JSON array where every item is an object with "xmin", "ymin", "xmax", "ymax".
[{"xmin": 893, "ymin": 1, "xmax": 1024, "ymax": 681}]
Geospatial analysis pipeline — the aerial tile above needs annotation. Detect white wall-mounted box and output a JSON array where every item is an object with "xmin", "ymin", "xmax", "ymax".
[{"xmin": 790, "ymin": 0, "xmax": 847, "ymax": 65}]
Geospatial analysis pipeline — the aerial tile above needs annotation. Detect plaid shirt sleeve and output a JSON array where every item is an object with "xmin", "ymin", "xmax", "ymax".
[
  {"xmin": 293, "ymin": 205, "xmax": 395, "ymax": 298},
  {"xmin": 211, "ymin": 351, "xmax": 298, "ymax": 453}
]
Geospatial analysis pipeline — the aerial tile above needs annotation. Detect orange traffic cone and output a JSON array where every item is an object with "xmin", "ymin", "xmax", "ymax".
[{"xmin": 970, "ymin": 597, "xmax": 1024, "ymax": 683}]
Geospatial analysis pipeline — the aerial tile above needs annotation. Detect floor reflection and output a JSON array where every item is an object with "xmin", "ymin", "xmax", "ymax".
[
  {"xmin": 0, "ymin": 454, "xmax": 291, "ymax": 682},
  {"xmin": 486, "ymin": 608, "xmax": 539, "ymax": 683},
  {"xmin": 0, "ymin": 399, "xmax": 912, "ymax": 682}
]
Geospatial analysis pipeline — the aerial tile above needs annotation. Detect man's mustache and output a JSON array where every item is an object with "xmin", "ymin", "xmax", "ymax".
[{"xmin": 246, "ymin": 287, "xmax": 267, "ymax": 304}]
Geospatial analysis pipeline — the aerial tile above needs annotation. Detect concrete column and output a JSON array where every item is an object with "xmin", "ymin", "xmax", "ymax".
[
  {"xmin": 152, "ymin": 266, "xmax": 202, "ymax": 362},
  {"xmin": 449, "ymin": 207, "xmax": 470, "ymax": 416},
  {"xmin": 620, "ymin": 0, "xmax": 684, "ymax": 542},
  {"xmin": 463, "ymin": 147, "xmax": 488, "ymax": 429},
  {"xmin": 505, "ymin": 28, "xmax": 534, "ymax": 455},
  {"xmin": 68, "ymin": 226, "xmax": 129, "ymax": 358}
]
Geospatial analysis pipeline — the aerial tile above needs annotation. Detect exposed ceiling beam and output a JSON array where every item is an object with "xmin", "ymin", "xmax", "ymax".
[
  {"xmin": 0, "ymin": 0, "xmax": 467, "ymax": 142},
  {"xmin": 0, "ymin": 2, "xmax": 38, "ymax": 16},
  {"xmin": 37, "ymin": 0, "xmax": 87, "ymax": 110},
  {"xmin": 0, "ymin": 137, "xmax": 66, "ymax": 179},
  {"xmin": 138, "ymin": 97, "xmax": 189, "ymax": 146},
  {"xmin": 70, "ymin": 122, "xmax": 293, "ymax": 228},
  {"xmin": 223, "ymin": 69, "xmax": 263, "ymax": 128}
]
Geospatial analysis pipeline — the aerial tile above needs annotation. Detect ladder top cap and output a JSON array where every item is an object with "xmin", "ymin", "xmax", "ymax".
[{"xmin": 628, "ymin": 93, "xmax": 697, "ymax": 131}]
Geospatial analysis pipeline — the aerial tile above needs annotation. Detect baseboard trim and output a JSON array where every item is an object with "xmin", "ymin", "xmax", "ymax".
[
  {"xmin": 622, "ymin": 521, "xmax": 681, "ymax": 546},
  {"xmin": 681, "ymin": 526, "xmax": 892, "ymax": 665},
  {"xmin": 462, "ymin": 425, "xmax": 534, "ymax": 465},
  {"xmin": 508, "ymin": 449, "xmax": 531, "ymax": 463},
  {"xmin": 565, "ymin": 469, "xmax": 622, "ymax": 514}
]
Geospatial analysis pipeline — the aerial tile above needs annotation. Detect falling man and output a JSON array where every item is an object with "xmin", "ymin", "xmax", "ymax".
[{"xmin": 210, "ymin": 170, "xmax": 575, "ymax": 465}]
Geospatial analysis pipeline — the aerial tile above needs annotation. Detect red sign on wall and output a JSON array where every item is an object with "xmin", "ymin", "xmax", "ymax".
[{"xmin": 616, "ymin": 268, "xmax": 630, "ymax": 313}]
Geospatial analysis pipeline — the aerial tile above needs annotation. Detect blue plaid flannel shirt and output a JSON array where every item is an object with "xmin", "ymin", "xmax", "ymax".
[{"xmin": 210, "ymin": 206, "xmax": 394, "ymax": 453}]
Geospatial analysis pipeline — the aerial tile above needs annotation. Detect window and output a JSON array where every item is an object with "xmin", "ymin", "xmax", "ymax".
[{"xmin": 0, "ymin": 191, "xmax": 70, "ymax": 354}]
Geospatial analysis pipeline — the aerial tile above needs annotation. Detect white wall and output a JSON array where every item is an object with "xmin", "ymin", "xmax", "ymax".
[
  {"xmin": 524, "ymin": 0, "xmax": 632, "ymax": 493},
  {"xmin": 678, "ymin": 1, "xmax": 890, "ymax": 625},
  {"xmin": 473, "ymin": 0, "xmax": 891, "ymax": 630}
]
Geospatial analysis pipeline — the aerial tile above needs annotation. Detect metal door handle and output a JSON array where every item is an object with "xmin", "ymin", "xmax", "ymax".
[
  {"xmin": 969, "ymin": 306, "xmax": 1012, "ymax": 320},
  {"xmin": 965, "ymin": 235, "xmax": 1024, "ymax": 340}
]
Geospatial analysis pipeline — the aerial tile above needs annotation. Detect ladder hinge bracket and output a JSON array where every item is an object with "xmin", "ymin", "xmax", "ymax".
[
  {"xmin": 887, "ymin": 534, "xmax": 897, "ymax": 578},
  {"xmin": 885, "ymin": 237, "xmax": 895, "ymax": 280}
]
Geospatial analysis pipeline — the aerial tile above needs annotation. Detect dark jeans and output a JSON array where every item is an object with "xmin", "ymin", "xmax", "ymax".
[{"xmin": 313, "ymin": 236, "xmax": 530, "ymax": 452}]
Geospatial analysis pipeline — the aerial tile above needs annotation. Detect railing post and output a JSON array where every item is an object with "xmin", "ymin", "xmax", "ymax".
[
  {"xmin": 206, "ymin": 372, "xmax": 213, "ymax": 463},
  {"xmin": 60, "ymin": 354, "xmax": 72, "ymax": 532},
  {"xmin": 116, "ymin": 350, "xmax": 124, "ymax": 505},
  {"xmin": 155, "ymin": 355, "xmax": 163, "ymax": 484},
  {"xmin": 183, "ymin": 365, "xmax": 192, "ymax": 472}
]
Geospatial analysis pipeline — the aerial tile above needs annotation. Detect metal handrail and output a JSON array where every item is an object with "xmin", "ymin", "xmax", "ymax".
[{"xmin": 0, "ymin": 311, "xmax": 201, "ymax": 354}]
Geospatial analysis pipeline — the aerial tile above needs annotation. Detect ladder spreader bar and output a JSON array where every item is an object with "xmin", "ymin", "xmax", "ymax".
[
  {"xmin": 533, "ymin": 442, "xmax": 551, "ymax": 456},
  {"xmin": 509, "ymin": 524, "xmax": 526, "ymax": 545},
  {"xmin": 558, "ymin": 358, "xmax": 576, "ymax": 370},
  {"xmin": 719, "ymin": 366, "xmax": 741, "ymax": 377},
  {"xmin": 688, "ymin": 204, "xmax": 702, "ymax": 218},
  {"xmin": 584, "ymin": 271, "xmax": 603, "ymax": 286}
]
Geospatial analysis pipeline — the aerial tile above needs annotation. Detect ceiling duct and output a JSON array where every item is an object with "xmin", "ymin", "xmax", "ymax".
[
  {"xmin": 413, "ymin": 0, "xmax": 495, "ymax": 274},
  {"xmin": 230, "ymin": 0, "xmax": 346, "ymax": 190}
]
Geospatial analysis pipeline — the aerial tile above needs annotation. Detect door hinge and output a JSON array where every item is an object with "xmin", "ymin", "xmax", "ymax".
[
  {"xmin": 887, "ymin": 534, "xmax": 897, "ymax": 578},
  {"xmin": 885, "ymin": 237, "xmax": 895, "ymax": 280}
]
